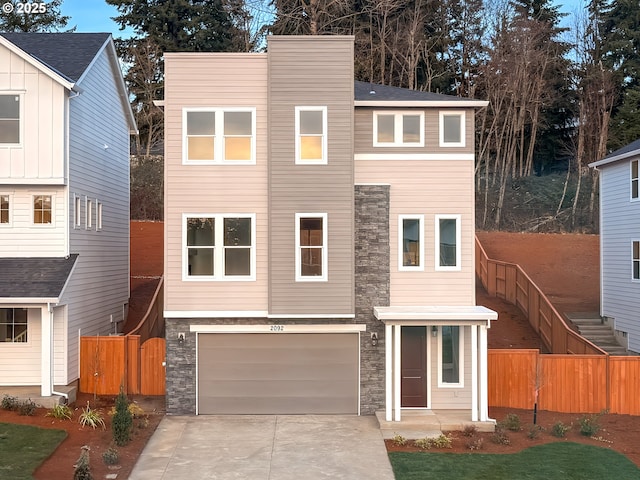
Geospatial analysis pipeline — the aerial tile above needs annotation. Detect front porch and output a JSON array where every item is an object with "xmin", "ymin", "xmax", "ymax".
[
  {"xmin": 0, "ymin": 384, "xmax": 77, "ymax": 408},
  {"xmin": 376, "ymin": 409, "xmax": 496, "ymax": 439}
]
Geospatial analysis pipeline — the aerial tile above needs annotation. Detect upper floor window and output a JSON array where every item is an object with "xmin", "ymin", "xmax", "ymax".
[
  {"xmin": 184, "ymin": 214, "xmax": 255, "ymax": 280},
  {"xmin": 631, "ymin": 160, "xmax": 638, "ymax": 200},
  {"xmin": 96, "ymin": 201, "xmax": 103, "ymax": 230},
  {"xmin": 74, "ymin": 195, "xmax": 81, "ymax": 228},
  {"xmin": 0, "ymin": 95, "xmax": 20, "ymax": 144},
  {"xmin": 374, "ymin": 111, "xmax": 424, "ymax": 147},
  {"xmin": 295, "ymin": 106, "xmax": 327, "ymax": 164},
  {"xmin": 438, "ymin": 326, "xmax": 463, "ymax": 387},
  {"xmin": 86, "ymin": 198, "xmax": 93, "ymax": 229},
  {"xmin": 0, "ymin": 195, "xmax": 9, "ymax": 224},
  {"xmin": 436, "ymin": 215, "xmax": 461, "ymax": 270},
  {"xmin": 439, "ymin": 111, "xmax": 465, "ymax": 147},
  {"xmin": 296, "ymin": 213, "xmax": 327, "ymax": 281},
  {"xmin": 33, "ymin": 195, "xmax": 52, "ymax": 224},
  {"xmin": 633, "ymin": 241, "xmax": 640, "ymax": 281},
  {"xmin": 183, "ymin": 108, "xmax": 255, "ymax": 164},
  {"xmin": 399, "ymin": 215, "xmax": 424, "ymax": 271},
  {"xmin": 0, "ymin": 308, "xmax": 27, "ymax": 343}
]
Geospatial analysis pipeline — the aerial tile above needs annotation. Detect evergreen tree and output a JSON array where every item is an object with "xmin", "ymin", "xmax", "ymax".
[
  {"xmin": 112, "ymin": 389, "xmax": 133, "ymax": 446},
  {"xmin": 0, "ymin": 0, "xmax": 74, "ymax": 32}
]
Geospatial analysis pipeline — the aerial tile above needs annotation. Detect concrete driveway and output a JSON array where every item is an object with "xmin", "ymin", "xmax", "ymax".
[{"xmin": 129, "ymin": 415, "xmax": 396, "ymax": 480}]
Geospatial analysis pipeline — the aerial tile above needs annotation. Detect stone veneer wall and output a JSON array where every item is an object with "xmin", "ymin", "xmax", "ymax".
[{"xmin": 355, "ymin": 184, "xmax": 390, "ymax": 415}]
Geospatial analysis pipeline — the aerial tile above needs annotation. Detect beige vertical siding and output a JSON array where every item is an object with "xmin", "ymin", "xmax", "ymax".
[
  {"xmin": 268, "ymin": 36, "xmax": 355, "ymax": 315},
  {"xmin": 354, "ymin": 108, "xmax": 476, "ymax": 156},
  {"xmin": 164, "ymin": 54, "xmax": 269, "ymax": 312},
  {"xmin": 355, "ymin": 159, "xmax": 475, "ymax": 305}
]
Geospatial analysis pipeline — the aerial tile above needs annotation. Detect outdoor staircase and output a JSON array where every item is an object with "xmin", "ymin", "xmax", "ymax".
[
  {"xmin": 566, "ymin": 312, "xmax": 635, "ymax": 356},
  {"xmin": 375, "ymin": 410, "xmax": 496, "ymax": 440}
]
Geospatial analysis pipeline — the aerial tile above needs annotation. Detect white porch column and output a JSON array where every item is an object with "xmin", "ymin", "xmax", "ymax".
[
  {"xmin": 479, "ymin": 325, "xmax": 489, "ymax": 421},
  {"xmin": 385, "ymin": 323, "xmax": 393, "ymax": 421},
  {"xmin": 40, "ymin": 305, "xmax": 52, "ymax": 397},
  {"xmin": 393, "ymin": 324, "xmax": 401, "ymax": 421},
  {"xmin": 471, "ymin": 325, "xmax": 478, "ymax": 422}
]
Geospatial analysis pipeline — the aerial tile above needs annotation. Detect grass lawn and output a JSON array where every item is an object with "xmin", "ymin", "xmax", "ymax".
[
  {"xmin": 389, "ymin": 442, "xmax": 640, "ymax": 480},
  {"xmin": 0, "ymin": 422, "xmax": 67, "ymax": 480}
]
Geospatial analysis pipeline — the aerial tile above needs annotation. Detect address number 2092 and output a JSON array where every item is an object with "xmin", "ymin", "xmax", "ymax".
[{"xmin": 270, "ymin": 325, "xmax": 285, "ymax": 332}]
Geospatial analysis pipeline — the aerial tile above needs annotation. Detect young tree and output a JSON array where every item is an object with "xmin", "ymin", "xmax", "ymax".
[{"xmin": 0, "ymin": 0, "xmax": 74, "ymax": 32}]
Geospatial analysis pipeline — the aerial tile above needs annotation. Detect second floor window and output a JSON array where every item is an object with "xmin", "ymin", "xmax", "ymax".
[
  {"xmin": 436, "ymin": 215, "xmax": 461, "ymax": 270},
  {"xmin": 631, "ymin": 160, "xmax": 638, "ymax": 200},
  {"xmin": 374, "ymin": 111, "xmax": 424, "ymax": 147},
  {"xmin": 633, "ymin": 241, "xmax": 639, "ymax": 280},
  {"xmin": 439, "ymin": 111, "xmax": 465, "ymax": 147},
  {"xmin": 399, "ymin": 215, "xmax": 424, "ymax": 271},
  {"xmin": 184, "ymin": 108, "xmax": 255, "ymax": 164},
  {"xmin": 33, "ymin": 195, "xmax": 52, "ymax": 224},
  {"xmin": 0, "ymin": 195, "xmax": 9, "ymax": 224},
  {"xmin": 296, "ymin": 213, "xmax": 327, "ymax": 281},
  {"xmin": 295, "ymin": 106, "xmax": 327, "ymax": 164},
  {"xmin": 185, "ymin": 214, "xmax": 255, "ymax": 280},
  {"xmin": 0, "ymin": 95, "xmax": 20, "ymax": 144}
]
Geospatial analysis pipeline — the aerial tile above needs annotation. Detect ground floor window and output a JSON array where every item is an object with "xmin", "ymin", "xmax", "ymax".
[
  {"xmin": 439, "ymin": 325, "xmax": 462, "ymax": 386},
  {"xmin": 0, "ymin": 308, "xmax": 27, "ymax": 343},
  {"xmin": 633, "ymin": 241, "xmax": 640, "ymax": 280}
]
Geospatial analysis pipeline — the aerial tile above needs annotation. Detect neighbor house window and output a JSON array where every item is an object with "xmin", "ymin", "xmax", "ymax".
[
  {"xmin": 373, "ymin": 111, "xmax": 424, "ymax": 147},
  {"xmin": 183, "ymin": 108, "xmax": 255, "ymax": 164},
  {"xmin": 296, "ymin": 213, "xmax": 327, "ymax": 281},
  {"xmin": 0, "ymin": 95, "xmax": 20, "ymax": 144},
  {"xmin": 399, "ymin": 215, "xmax": 424, "ymax": 271},
  {"xmin": 184, "ymin": 214, "xmax": 255, "ymax": 280},
  {"xmin": 86, "ymin": 198, "xmax": 93, "ymax": 229},
  {"xmin": 439, "ymin": 111, "xmax": 465, "ymax": 147},
  {"xmin": 436, "ymin": 215, "xmax": 461, "ymax": 270},
  {"xmin": 633, "ymin": 241, "xmax": 640, "ymax": 280},
  {"xmin": 0, "ymin": 308, "xmax": 27, "ymax": 343},
  {"xmin": 33, "ymin": 195, "xmax": 52, "ymax": 224},
  {"xmin": 295, "ymin": 106, "xmax": 327, "ymax": 164},
  {"xmin": 631, "ymin": 160, "xmax": 638, "ymax": 200},
  {"xmin": 96, "ymin": 202, "xmax": 103, "ymax": 230},
  {"xmin": 74, "ymin": 195, "xmax": 81, "ymax": 228},
  {"xmin": 439, "ymin": 326, "xmax": 463, "ymax": 387},
  {"xmin": 0, "ymin": 195, "xmax": 9, "ymax": 224}
]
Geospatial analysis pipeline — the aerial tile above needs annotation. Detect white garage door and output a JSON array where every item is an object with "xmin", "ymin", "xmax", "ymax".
[{"xmin": 197, "ymin": 333, "xmax": 359, "ymax": 414}]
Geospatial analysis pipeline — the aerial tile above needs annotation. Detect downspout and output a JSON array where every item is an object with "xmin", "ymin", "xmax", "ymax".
[{"xmin": 48, "ymin": 302, "xmax": 69, "ymax": 402}]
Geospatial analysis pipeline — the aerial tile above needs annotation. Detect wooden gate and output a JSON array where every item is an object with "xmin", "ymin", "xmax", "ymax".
[{"xmin": 140, "ymin": 337, "xmax": 166, "ymax": 395}]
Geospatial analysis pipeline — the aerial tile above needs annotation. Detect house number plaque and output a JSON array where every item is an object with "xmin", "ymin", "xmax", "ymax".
[{"xmin": 270, "ymin": 325, "xmax": 285, "ymax": 332}]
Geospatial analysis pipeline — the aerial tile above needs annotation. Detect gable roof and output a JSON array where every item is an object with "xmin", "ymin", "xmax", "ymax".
[
  {"xmin": 0, "ymin": 255, "xmax": 78, "ymax": 302},
  {"xmin": 354, "ymin": 80, "xmax": 488, "ymax": 107},
  {"xmin": 589, "ymin": 138, "xmax": 640, "ymax": 168}
]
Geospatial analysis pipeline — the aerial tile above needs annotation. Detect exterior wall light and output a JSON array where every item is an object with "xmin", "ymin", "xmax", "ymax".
[
  {"xmin": 371, "ymin": 332, "xmax": 378, "ymax": 346},
  {"xmin": 432, "ymin": 326, "xmax": 438, "ymax": 337}
]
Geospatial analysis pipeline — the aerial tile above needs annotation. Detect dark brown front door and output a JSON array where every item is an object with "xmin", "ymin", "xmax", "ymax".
[{"xmin": 401, "ymin": 326, "xmax": 428, "ymax": 407}]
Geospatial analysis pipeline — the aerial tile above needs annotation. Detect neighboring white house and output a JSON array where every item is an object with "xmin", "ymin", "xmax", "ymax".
[
  {"xmin": 0, "ymin": 33, "xmax": 136, "ymax": 398},
  {"xmin": 590, "ymin": 138, "xmax": 640, "ymax": 354}
]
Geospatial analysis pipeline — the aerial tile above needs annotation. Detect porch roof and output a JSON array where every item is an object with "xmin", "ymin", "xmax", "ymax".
[
  {"xmin": 373, "ymin": 305, "xmax": 497, "ymax": 325},
  {"xmin": 0, "ymin": 255, "xmax": 78, "ymax": 303}
]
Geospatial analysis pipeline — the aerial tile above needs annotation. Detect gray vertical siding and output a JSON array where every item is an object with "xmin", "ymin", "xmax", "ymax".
[
  {"xmin": 268, "ymin": 36, "xmax": 355, "ymax": 315},
  {"xmin": 599, "ymin": 158, "xmax": 640, "ymax": 352}
]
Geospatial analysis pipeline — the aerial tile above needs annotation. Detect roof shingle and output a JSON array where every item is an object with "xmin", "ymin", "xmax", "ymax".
[{"xmin": 0, "ymin": 255, "xmax": 78, "ymax": 299}]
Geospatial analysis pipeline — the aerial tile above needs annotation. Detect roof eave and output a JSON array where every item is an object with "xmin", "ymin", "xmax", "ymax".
[
  {"xmin": 589, "ymin": 149, "xmax": 640, "ymax": 169},
  {"xmin": 355, "ymin": 100, "xmax": 489, "ymax": 108},
  {"xmin": 0, "ymin": 297, "xmax": 60, "ymax": 304}
]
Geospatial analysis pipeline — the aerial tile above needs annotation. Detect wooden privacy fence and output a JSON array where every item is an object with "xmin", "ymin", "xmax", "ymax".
[
  {"xmin": 476, "ymin": 237, "xmax": 606, "ymax": 355},
  {"xmin": 489, "ymin": 349, "xmax": 640, "ymax": 415},
  {"xmin": 80, "ymin": 335, "xmax": 165, "ymax": 396}
]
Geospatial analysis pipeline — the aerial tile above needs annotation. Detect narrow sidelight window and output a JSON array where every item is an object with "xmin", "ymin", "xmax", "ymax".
[
  {"xmin": 399, "ymin": 215, "xmax": 424, "ymax": 270},
  {"xmin": 631, "ymin": 160, "xmax": 638, "ymax": 200},
  {"xmin": 436, "ymin": 215, "xmax": 461, "ymax": 270},
  {"xmin": 296, "ymin": 213, "xmax": 327, "ymax": 281},
  {"xmin": 1, "ymin": 195, "xmax": 9, "ymax": 224},
  {"xmin": 439, "ymin": 326, "xmax": 463, "ymax": 386},
  {"xmin": 633, "ymin": 241, "xmax": 640, "ymax": 280}
]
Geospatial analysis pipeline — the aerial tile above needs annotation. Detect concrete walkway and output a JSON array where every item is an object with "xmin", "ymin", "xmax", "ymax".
[{"xmin": 129, "ymin": 415, "xmax": 396, "ymax": 480}]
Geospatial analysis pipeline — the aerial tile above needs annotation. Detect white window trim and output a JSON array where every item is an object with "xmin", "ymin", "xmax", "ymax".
[
  {"xmin": 0, "ymin": 193, "xmax": 11, "ymax": 226},
  {"xmin": 373, "ymin": 111, "xmax": 425, "ymax": 147},
  {"xmin": 96, "ymin": 201, "xmax": 103, "ymax": 231},
  {"xmin": 86, "ymin": 197, "xmax": 93, "ymax": 230},
  {"xmin": 631, "ymin": 159, "xmax": 639, "ymax": 201},
  {"xmin": 182, "ymin": 107, "xmax": 257, "ymax": 165},
  {"xmin": 295, "ymin": 106, "xmax": 328, "ymax": 165},
  {"xmin": 437, "ymin": 325, "xmax": 464, "ymax": 388},
  {"xmin": 0, "ymin": 307, "xmax": 29, "ymax": 345},
  {"xmin": 182, "ymin": 213, "xmax": 256, "ymax": 282},
  {"xmin": 0, "ymin": 92, "xmax": 23, "ymax": 147},
  {"xmin": 439, "ymin": 110, "xmax": 466, "ymax": 148},
  {"xmin": 398, "ymin": 214, "xmax": 425, "ymax": 271},
  {"xmin": 435, "ymin": 214, "xmax": 462, "ymax": 271},
  {"xmin": 295, "ymin": 213, "xmax": 328, "ymax": 282},
  {"xmin": 633, "ymin": 240, "xmax": 640, "ymax": 282},
  {"xmin": 32, "ymin": 194, "xmax": 54, "ymax": 227}
]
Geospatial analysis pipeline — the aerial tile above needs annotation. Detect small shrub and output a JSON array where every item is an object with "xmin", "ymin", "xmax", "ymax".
[
  {"xmin": 18, "ymin": 399, "xmax": 37, "ymax": 416},
  {"xmin": 391, "ymin": 433, "xmax": 407, "ymax": 446},
  {"xmin": 73, "ymin": 445, "xmax": 93, "ymax": 480},
  {"xmin": 551, "ymin": 421, "xmax": 571, "ymax": 438},
  {"xmin": 466, "ymin": 437, "xmax": 484, "ymax": 450},
  {"xmin": 137, "ymin": 416, "xmax": 150, "ymax": 429},
  {"xmin": 579, "ymin": 414, "xmax": 601, "ymax": 437},
  {"xmin": 527, "ymin": 424, "xmax": 544, "ymax": 439},
  {"xmin": 79, "ymin": 402, "xmax": 105, "ymax": 430},
  {"xmin": 47, "ymin": 404, "xmax": 73, "ymax": 420},
  {"xmin": 112, "ymin": 389, "xmax": 133, "ymax": 446},
  {"xmin": 500, "ymin": 413, "xmax": 521, "ymax": 431},
  {"xmin": 413, "ymin": 438, "xmax": 432, "ymax": 450},
  {"xmin": 108, "ymin": 401, "xmax": 146, "ymax": 418},
  {"xmin": 431, "ymin": 433, "xmax": 453, "ymax": 449},
  {"xmin": 491, "ymin": 427, "xmax": 511, "ymax": 445},
  {"xmin": 462, "ymin": 424, "xmax": 478, "ymax": 437},
  {"xmin": 102, "ymin": 447, "xmax": 119, "ymax": 465},
  {"xmin": 1, "ymin": 395, "xmax": 18, "ymax": 411}
]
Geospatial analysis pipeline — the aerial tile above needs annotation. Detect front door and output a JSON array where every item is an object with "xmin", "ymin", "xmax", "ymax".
[{"xmin": 401, "ymin": 326, "xmax": 428, "ymax": 407}]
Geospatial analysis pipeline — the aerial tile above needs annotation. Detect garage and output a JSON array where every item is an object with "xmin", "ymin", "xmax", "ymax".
[{"xmin": 197, "ymin": 332, "xmax": 360, "ymax": 414}]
